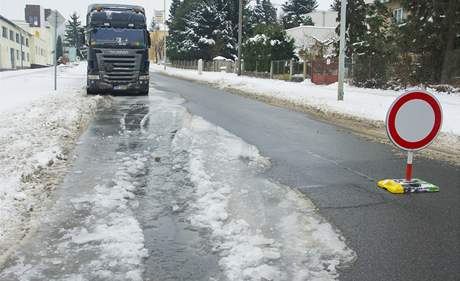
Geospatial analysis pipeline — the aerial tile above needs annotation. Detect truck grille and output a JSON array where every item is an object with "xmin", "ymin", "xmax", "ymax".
[{"xmin": 102, "ymin": 55, "xmax": 137, "ymax": 85}]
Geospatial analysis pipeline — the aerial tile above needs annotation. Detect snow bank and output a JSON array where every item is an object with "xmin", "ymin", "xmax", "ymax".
[
  {"xmin": 152, "ymin": 65, "xmax": 460, "ymax": 148},
  {"xmin": 0, "ymin": 63, "xmax": 100, "ymax": 256},
  {"xmin": 172, "ymin": 115, "xmax": 356, "ymax": 280}
]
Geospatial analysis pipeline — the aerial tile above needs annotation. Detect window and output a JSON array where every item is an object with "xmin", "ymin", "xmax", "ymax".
[
  {"xmin": 21, "ymin": 35, "xmax": 24, "ymax": 45},
  {"xmin": 16, "ymin": 33, "xmax": 19, "ymax": 43},
  {"xmin": 27, "ymin": 53, "xmax": 29, "ymax": 62},
  {"xmin": 9, "ymin": 30, "xmax": 13, "ymax": 41},
  {"xmin": 393, "ymin": 8, "xmax": 404, "ymax": 23},
  {"xmin": 16, "ymin": 50, "xmax": 19, "ymax": 60},
  {"xmin": 2, "ymin": 27, "xmax": 7, "ymax": 38},
  {"xmin": 21, "ymin": 51, "xmax": 25, "ymax": 61},
  {"xmin": 26, "ymin": 38, "xmax": 29, "ymax": 47}
]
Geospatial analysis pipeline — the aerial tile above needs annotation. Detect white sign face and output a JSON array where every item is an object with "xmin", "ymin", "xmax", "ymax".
[
  {"xmin": 386, "ymin": 90, "xmax": 443, "ymax": 151},
  {"xmin": 394, "ymin": 99, "xmax": 436, "ymax": 143}
]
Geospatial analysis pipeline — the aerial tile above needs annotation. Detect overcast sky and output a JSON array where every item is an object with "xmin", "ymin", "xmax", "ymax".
[{"xmin": 0, "ymin": 0, "xmax": 333, "ymax": 26}]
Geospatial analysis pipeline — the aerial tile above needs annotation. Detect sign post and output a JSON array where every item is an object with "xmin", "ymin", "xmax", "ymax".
[{"xmin": 378, "ymin": 90, "xmax": 443, "ymax": 194}]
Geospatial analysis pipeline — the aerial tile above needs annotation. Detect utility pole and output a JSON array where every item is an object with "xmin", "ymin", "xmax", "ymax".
[
  {"xmin": 163, "ymin": 0, "xmax": 167, "ymax": 70},
  {"xmin": 237, "ymin": 0, "xmax": 243, "ymax": 76},
  {"xmin": 54, "ymin": 10, "xmax": 58, "ymax": 91},
  {"xmin": 337, "ymin": 0, "xmax": 347, "ymax": 101}
]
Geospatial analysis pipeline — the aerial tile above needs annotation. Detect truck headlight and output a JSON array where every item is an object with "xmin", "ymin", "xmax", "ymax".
[
  {"xmin": 139, "ymin": 75, "xmax": 149, "ymax": 80},
  {"xmin": 88, "ymin": 75, "xmax": 100, "ymax": 80}
]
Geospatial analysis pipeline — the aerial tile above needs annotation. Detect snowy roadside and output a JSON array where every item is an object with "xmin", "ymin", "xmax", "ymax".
[
  {"xmin": 151, "ymin": 65, "xmax": 460, "ymax": 159},
  {"xmin": 0, "ymin": 63, "xmax": 103, "ymax": 259}
]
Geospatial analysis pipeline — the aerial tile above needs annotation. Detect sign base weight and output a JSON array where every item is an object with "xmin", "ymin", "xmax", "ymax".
[{"xmin": 377, "ymin": 179, "xmax": 439, "ymax": 194}]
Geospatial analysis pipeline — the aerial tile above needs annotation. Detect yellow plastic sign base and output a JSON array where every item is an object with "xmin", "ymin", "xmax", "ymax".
[{"xmin": 377, "ymin": 179, "xmax": 439, "ymax": 194}]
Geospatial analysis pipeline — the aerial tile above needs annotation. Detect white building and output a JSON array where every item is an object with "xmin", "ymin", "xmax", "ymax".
[
  {"xmin": 286, "ymin": 26, "xmax": 337, "ymax": 58},
  {"xmin": 0, "ymin": 15, "xmax": 32, "ymax": 69},
  {"xmin": 285, "ymin": 11, "xmax": 338, "ymax": 59},
  {"xmin": 307, "ymin": 11, "xmax": 338, "ymax": 27},
  {"xmin": 13, "ymin": 20, "xmax": 50, "ymax": 67},
  {"xmin": 0, "ymin": 7, "xmax": 65, "ymax": 70}
]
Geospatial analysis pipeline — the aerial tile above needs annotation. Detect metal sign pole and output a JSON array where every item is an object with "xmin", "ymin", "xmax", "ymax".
[
  {"xmin": 405, "ymin": 151, "xmax": 414, "ymax": 182},
  {"xmin": 163, "ymin": 0, "xmax": 167, "ymax": 70},
  {"xmin": 237, "ymin": 0, "xmax": 243, "ymax": 76},
  {"xmin": 337, "ymin": 0, "xmax": 347, "ymax": 101},
  {"xmin": 54, "ymin": 10, "xmax": 58, "ymax": 91}
]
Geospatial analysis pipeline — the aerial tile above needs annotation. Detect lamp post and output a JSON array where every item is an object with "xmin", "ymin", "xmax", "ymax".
[
  {"xmin": 337, "ymin": 0, "xmax": 347, "ymax": 101},
  {"xmin": 54, "ymin": 10, "xmax": 58, "ymax": 91},
  {"xmin": 237, "ymin": 0, "xmax": 243, "ymax": 76},
  {"xmin": 163, "ymin": 0, "xmax": 167, "ymax": 70}
]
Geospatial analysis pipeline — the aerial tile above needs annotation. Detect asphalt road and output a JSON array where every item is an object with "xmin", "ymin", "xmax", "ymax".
[{"xmin": 151, "ymin": 72, "xmax": 460, "ymax": 281}]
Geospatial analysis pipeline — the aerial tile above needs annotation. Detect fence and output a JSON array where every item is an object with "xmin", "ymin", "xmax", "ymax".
[
  {"xmin": 171, "ymin": 60, "xmax": 236, "ymax": 73},
  {"xmin": 171, "ymin": 59, "xmax": 317, "ymax": 82}
]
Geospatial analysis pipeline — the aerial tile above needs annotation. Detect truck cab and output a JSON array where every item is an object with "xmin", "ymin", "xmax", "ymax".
[{"xmin": 86, "ymin": 4, "xmax": 150, "ymax": 95}]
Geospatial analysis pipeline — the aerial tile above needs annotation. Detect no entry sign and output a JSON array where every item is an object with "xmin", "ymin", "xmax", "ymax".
[
  {"xmin": 378, "ymin": 90, "xmax": 443, "ymax": 193},
  {"xmin": 386, "ymin": 90, "xmax": 443, "ymax": 151}
]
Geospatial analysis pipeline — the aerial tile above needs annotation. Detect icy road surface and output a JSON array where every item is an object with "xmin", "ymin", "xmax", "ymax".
[{"xmin": 0, "ymin": 93, "xmax": 355, "ymax": 281}]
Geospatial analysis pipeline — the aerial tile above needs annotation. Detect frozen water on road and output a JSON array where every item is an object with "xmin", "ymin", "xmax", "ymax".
[{"xmin": 0, "ymin": 92, "xmax": 354, "ymax": 280}]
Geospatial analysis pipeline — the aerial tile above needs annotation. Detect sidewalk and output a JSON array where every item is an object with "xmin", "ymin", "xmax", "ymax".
[{"xmin": 0, "ymin": 63, "xmax": 102, "ymax": 258}]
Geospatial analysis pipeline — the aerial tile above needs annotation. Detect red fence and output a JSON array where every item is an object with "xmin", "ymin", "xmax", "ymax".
[{"xmin": 312, "ymin": 60, "xmax": 338, "ymax": 85}]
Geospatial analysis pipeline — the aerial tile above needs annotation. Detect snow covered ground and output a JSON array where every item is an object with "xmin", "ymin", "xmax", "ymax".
[
  {"xmin": 152, "ymin": 65, "xmax": 460, "ymax": 149},
  {"xmin": 0, "ymin": 63, "xmax": 101, "ymax": 258}
]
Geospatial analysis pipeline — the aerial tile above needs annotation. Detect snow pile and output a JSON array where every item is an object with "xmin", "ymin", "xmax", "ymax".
[
  {"xmin": 0, "ymin": 63, "xmax": 100, "ymax": 257},
  {"xmin": 0, "ymin": 152, "xmax": 149, "ymax": 281},
  {"xmin": 152, "ymin": 65, "xmax": 460, "ymax": 148},
  {"xmin": 172, "ymin": 116, "xmax": 355, "ymax": 280}
]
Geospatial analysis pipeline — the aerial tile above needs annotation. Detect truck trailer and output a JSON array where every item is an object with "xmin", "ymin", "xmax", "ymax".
[{"xmin": 86, "ymin": 4, "xmax": 150, "ymax": 95}]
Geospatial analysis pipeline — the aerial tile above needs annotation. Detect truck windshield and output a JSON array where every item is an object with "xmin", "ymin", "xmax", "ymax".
[{"xmin": 90, "ymin": 28, "xmax": 146, "ymax": 49}]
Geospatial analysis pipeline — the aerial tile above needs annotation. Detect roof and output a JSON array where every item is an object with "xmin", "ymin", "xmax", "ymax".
[
  {"xmin": 88, "ymin": 4, "xmax": 145, "ymax": 14},
  {"xmin": 285, "ymin": 25, "xmax": 338, "ymax": 49},
  {"xmin": 0, "ymin": 14, "xmax": 31, "ymax": 34}
]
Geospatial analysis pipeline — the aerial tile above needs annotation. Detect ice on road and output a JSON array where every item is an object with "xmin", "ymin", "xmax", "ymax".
[{"xmin": 0, "ymin": 93, "xmax": 355, "ymax": 280}]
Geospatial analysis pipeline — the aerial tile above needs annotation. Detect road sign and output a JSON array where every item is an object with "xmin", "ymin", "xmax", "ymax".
[
  {"xmin": 386, "ymin": 90, "xmax": 443, "ymax": 151},
  {"xmin": 378, "ymin": 90, "xmax": 443, "ymax": 194}
]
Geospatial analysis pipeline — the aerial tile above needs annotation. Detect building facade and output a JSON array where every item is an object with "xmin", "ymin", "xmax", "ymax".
[
  {"xmin": 149, "ymin": 29, "xmax": 167, "ymax": 64},
  {"xmin": 0, "ymin": 15, "xmax": 32, "ymax": 69},
  {"xmin": 0, "ymin": 5, "xmax": 65, "ymax": 70}
]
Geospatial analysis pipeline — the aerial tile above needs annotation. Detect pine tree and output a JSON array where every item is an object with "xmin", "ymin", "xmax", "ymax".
[
  {"xmin": 247, "ymin": 0, "xmax": 277, "ymax": 32},
  {"xmin": 242, "ymin": 24, "xmax": 295, "ymax": 72},
  {"xmin": 352, "ymin": 2, "xmax": 398, "ymax": 87},
  {"xmin": 281, "ymin": 0, "xmax": 317, "ymax": 29},
  {"xmin": 56, "ymin": 35, "xmax": 63, "ymax": 59},
  {"xmin": 64, "ymin": 13, "xmax": 84, "ymax": 58},
  {"xmin": 167, "ymin": 0, "xmax": 195, "ymax": 60},
  {"xmin": 167, "ymin": 0, "xmax": 182, "ymax": 24},
  {"xmin": 180, "ymin": 0, "xmax": 236, "ymax": 60},
  {"xmin": 331, "ymin": 0, "xmax": 367, "ymax": 58},
  {"xmin": 400, "ymin": 0, "xmax": 460, "ymax": 84}
]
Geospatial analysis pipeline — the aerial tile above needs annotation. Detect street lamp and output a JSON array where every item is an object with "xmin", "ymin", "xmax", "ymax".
[
  {"xmin": 237, "ymin": 0, "xmax": 243, "ymax": 76},
  {"xmin": 337, "ymin": 0, "xmax": 347, "ymax": 101},
  {"xmin": 163, "ymin": 0, "xmax": 167, "ymax": 70}
]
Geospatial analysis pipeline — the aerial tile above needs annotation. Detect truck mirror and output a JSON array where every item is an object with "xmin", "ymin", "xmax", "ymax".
[{"xmin": 147, "ymin": 33, "xmax": 151, "ymax": 48}]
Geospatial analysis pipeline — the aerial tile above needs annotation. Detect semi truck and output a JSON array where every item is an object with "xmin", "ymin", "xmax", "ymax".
[{"xmin": 86, "ymin": 4, "xmax": 150, "ymax": 95}]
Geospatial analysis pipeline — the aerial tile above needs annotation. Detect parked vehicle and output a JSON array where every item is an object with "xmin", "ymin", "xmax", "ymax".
[{"xmin": 86, "ymin": 4, "xmax": 150, "ymax": 95}]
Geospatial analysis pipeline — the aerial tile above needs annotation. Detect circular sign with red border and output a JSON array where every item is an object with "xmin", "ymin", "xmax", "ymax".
[{"xmin": 386, "ymin": 90, "xmax": 443, "ymax": 151}]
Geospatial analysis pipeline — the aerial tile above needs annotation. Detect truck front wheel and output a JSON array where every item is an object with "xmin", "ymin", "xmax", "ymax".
[{"xmin": 87, "ymin": 88, "xmax": 96, "ymax": 95}]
